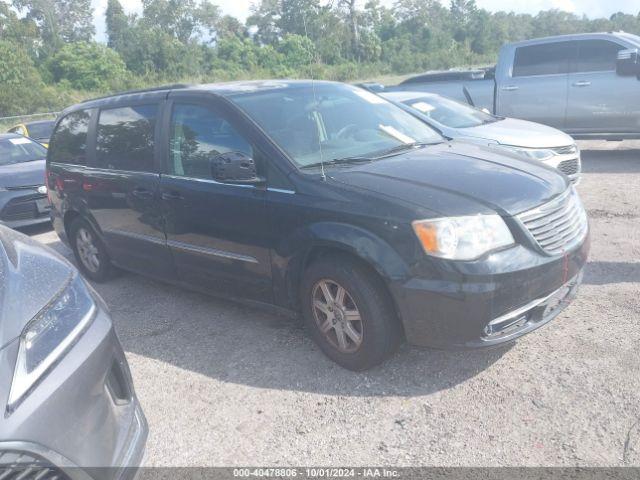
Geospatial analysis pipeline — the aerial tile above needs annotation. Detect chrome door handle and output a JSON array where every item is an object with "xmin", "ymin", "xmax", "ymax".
[
  {"xmin": 131, "ymin": 188, "xmax": 153, "ymax": 200},
  {"xmin": 161, "ymin": 191, "xmax": 184, "ymax": 201},
  {"xmin": 572, "ymin": 81, "xmax": 591, "ymax": 87},
  {"xmin": 502, "ymin": 85, "xmax": 519, "ymax": 91}
]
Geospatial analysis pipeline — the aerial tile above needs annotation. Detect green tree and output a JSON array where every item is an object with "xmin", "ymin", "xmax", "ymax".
[
  {"xmin": 140, "ymin": 0, "xmax": 222, "ymax": 43},
  {"xmin": 450, "ymin": 0, "xmax": 476, "ymax": 42},
  {"xmin": 278, "ymin": 33, "xmax": 315, "ymax": 70},
  {"xmin": 12, "ymin": 0, "xmax": 94, "ymax": 54},
  {"xmin": 47, "ymin": 41, "xmax": 127, "ymax": 90},
  {"xmin": 105, "ymin": 0, "xmax": 129, "ymax": 50},
  {"xmin": 0, "ymin": 40, "xmax": 53, "ymax": 115}
]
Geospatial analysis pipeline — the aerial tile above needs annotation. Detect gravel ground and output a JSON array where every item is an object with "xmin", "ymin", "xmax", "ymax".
[{"xmin": 27, "ymin": 140, "xmax": 640, "ymax": 467}]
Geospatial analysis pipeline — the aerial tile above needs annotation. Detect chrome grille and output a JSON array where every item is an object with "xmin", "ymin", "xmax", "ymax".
[
  {"xmin": 517, "ymin": 188, "xmax": 588, "ymax": 256},
  {"xmin": 558, "ymin": 157, "xmax": 580, "ymax": 176},
  {"xmin": 5, "ymin": 185, "xmax": 41, "ymax": 191},
  {"xmin": 550, "ymin": 145, "xmax": 578, "ymax": 156},
  {"xmin": 0, "ymin": 451, "xmax": 69, "ymax": 480}
]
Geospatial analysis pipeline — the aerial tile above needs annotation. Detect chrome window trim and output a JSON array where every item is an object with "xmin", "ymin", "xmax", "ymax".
[{"xmin": 49, "ymin": 163, "xmax": 158, "ymax": 177}]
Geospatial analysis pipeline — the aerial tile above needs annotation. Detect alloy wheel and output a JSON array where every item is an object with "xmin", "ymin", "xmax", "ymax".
[
  {"xmin": 76, "ymin": 227, "xmax": 100, "ymax": 273},
  {"xmin": 311, "ymin": 279, "xmax": 363, "ymax": 353}
]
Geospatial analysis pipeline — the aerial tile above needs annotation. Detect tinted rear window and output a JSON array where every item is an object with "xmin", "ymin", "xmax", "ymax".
[
  {"xmin": 95, "ymin": 104, "xmax": 157, "ymax": 172},
  {"xmin": 513, "ymin": 42, "xmax": 575, "ymax": 77},
  {"xmin": 27, "ymin": 121, "xmax": 55, "ymax": 140},
  {"xmin": 572, "ymin": 40, "xmax": 624, "ymax": 72},
  {"xmin": 49, "ymin": 110, "xmax": 92, "ymax": 165}
]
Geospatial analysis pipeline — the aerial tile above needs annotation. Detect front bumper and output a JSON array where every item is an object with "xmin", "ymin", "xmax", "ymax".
[
  {"xmin": 0, "ymin": 306, "xmax": 148, "ymax": 480},
  {"xmin": 392, "ymin": 233, "xmax": 590, "ymax": 349},
  {"xmin": 0, "ymin": 189, "xmax": 51, "ymax": 229}
]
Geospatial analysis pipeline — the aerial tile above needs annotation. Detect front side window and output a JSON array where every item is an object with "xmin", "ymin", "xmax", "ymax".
[
  {"xmin": 513, "ymin": 42, "xmax": 575, "ymax": 77},
  {"xmin": 95, "ymin": 104, "xmax": 157, "ymax": 172},
  {"xmin": 169, "ymin": 104, "xmax": 253, "ymax": 179},
  {"xmin": 572, "ymin": 40, "xmax": 624, "ymax": 73},
  {"xmin": 49, "ymin": 110, "xmax": 91, "ymax": 165},
  {"xmin": 0, "ymin": 137, "xmax": 47, "ymax": 166},
  {"xmin": 231, "ymin": 83, "xmax": 442, "ymax": 169},
  {"xmin": 404, "ymin": 96, "xmax": 498, "ymax": 129}
]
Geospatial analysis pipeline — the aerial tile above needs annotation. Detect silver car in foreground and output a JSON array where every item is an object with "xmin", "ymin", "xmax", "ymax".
[
  {"xmin": 381, "ymin": 90, "xmax": 581, "ymax": 183},
  {"xmin": 0, "ymin": 225, "xmax": 147, "ymax": 479}
]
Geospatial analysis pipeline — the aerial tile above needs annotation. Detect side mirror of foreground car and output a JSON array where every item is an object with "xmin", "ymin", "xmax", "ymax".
[{"xmin": 210, "ymin": 151, "xmax": 266, "ymax": 185}]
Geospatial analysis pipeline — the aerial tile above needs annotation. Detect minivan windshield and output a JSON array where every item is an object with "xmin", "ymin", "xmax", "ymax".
[
  {"xmin": 231, "ymin": 83, "xmax": 443, "ymax": 169},
  {"xmin": 0, "ymin": 137, "xmax": 47, "ymax": 166},
  {"xmin": 402, "ymin": 95, "xmax": 499, "ymax": 129}
]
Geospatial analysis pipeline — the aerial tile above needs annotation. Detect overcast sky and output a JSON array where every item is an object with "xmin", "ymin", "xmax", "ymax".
[{"xmin": 91, "ymin": 0, "xmax": 640, "ymax": 42}]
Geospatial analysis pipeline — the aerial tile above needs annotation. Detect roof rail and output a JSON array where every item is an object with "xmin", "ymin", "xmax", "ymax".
[{"xmin": 81, "ymin": 83, "xmax": 192, "ymax": 103}]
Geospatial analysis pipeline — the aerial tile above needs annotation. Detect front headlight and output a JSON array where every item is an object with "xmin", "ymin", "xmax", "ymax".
[
  {"xmin": 7, "ymin": 274, "xmax": 96, "ymax": 411},
  {"xmin": 497, "ymin": 145, "xmax": 556, "ymax": 162},
  {"xmin": 412, "ymin": 215, "xmax": 515, "ymax": 260}
]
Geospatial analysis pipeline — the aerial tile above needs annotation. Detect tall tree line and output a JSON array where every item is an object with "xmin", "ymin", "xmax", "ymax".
[{"xmin": 2, "ymin": 0, "xmax": 640, "ymax": 116}]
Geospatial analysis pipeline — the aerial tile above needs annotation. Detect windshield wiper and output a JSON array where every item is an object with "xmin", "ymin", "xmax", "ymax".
[
  {"xmin": 371, "ymin": 141, "xmax": 442, "ymax": 159},
  {"xmin": 300, "ymin": 156, "xmax": 373, "ymax": 170},
  {"xmin": 300, "ymin": 141, "xmax": 443, "ymax": 170}
]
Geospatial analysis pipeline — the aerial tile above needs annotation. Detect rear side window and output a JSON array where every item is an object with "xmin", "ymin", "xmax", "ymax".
[
  {"xmin": 572, "ymin": 40, "xmax": 624, "ymax": 73},
  {"xmin": 95, "ymin": 104, "xmax": 157, "ymax": 172},
  {"xmin": 513, "ymin": 42, "xmax": 575, "ymax": 77},
  {"xmin": 49, "ymin": 110, "xmax": 91, "ymax": 165}
]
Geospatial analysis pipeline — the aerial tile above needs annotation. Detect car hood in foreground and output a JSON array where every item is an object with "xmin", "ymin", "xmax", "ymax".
[
  {"xmin": 0, "ymin": 226, "xmax": 72, "ymax": 349},
  {"xmin": 328, "ymin": 142, "xmax": 568, "ymax": 218},
  {"xmin": 0, "ymin": 160, "xmax": 46, "ymax": 189},
  {"xmin": 457, "ymin": 118, "xmax": 575, "ymax": 148}
]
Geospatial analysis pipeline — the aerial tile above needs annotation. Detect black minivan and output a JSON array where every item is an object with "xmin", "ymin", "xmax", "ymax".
[{"xmin": 46, "ymin": 81, "xmax": 589, "ymax": 370}]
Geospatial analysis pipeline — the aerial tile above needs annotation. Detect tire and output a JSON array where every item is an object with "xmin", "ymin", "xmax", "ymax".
[
  {"xmin": 69, "ymin": 218, "xmax": 116, "ymax": 282},
  {"xmin": 300, "ymin": 254, "xmax": 402, "ymax": 371}
]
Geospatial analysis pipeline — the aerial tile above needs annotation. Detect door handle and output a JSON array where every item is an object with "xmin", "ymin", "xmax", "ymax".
[
  {"xmin": 502, "ymin": 85, "xmax": 519, "ymax": 91},
  {"xmin": 131, "ymin": 188, "xmax": 153, "ymax": 199},
  {"xmin": 161, "ymin": 191, "xmax": 184, "ymax": 201},
  {"xmin": 572, "ymin": 81, "xmax": 591, "ymax": 87}
]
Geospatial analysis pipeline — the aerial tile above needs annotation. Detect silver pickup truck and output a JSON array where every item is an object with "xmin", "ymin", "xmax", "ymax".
[{"xmin": 390, "ymin": 32, "xmax": 640, "ymax": 139}]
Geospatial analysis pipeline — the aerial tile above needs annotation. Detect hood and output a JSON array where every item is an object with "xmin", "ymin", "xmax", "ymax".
[
  {"xmin": 0, "ymin": 225, "xmax": 72, "ymax": 350},
  {"xmin": 457, "ymin": 118, "xmax": 575, "ymax": 149},
  {"xmin": 0, "ymin": 159, "xmax": 46, "ymax": 189},
  {"xmin": 328, "ymin": 142, "xmax": 568, "ymax": 217}
]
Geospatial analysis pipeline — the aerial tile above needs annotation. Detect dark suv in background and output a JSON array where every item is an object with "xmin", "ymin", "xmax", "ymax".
[{"xmin": 46, "ymin": 81, "xmax": 589, "ymax": 370}]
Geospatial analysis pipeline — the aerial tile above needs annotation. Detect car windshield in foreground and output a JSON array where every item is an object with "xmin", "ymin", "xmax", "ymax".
[
  {"xmin": 403, "ymin": 95, "xmax": 500, "ymax": 129},
  {"xmin": 230, "ymin": 83, "xmax": 443, "ymax": 169},
  {"xmin": 26, "ymin": 121, "xmax": 55, "ymax": 140},
  {"xmin": 0, "ymin": 137, "xmax": 47, "ymax": 165}
]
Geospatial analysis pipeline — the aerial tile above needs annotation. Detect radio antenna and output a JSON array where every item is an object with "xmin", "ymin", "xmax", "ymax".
[{"xmin": 303, "ymin": 15, "xmax": 326, "ymax": 181}]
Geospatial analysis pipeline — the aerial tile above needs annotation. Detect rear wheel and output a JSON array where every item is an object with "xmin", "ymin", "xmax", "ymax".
[
  {"xmin": 69, "ymin": 218, "xmax": 116, "ymax": 282},
  {"xmin": 300, "ymin": 255, "xmax": 402, "ymax": 370}
]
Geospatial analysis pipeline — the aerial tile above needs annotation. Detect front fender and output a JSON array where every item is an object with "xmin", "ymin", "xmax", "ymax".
[{"xmin": 272, "ymin": 221, "xmax": 411, "ymax": 310}]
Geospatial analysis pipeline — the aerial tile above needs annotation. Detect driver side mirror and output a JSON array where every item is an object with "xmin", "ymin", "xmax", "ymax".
[
  {"xmin": 616, "ymin": 49, "xmax": 640, "ymax": 76},
  {"xmin": 210, "ymin": 151, "xmax": 265, "ymax": 185}
]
